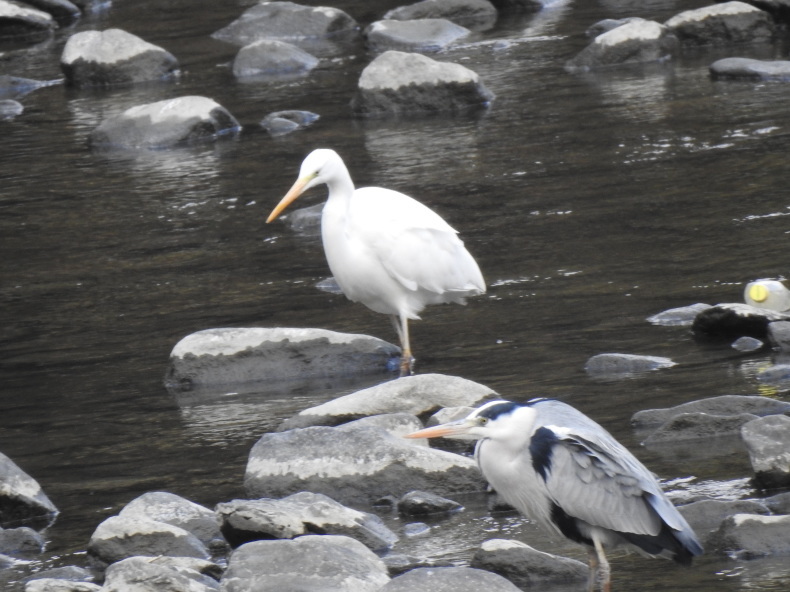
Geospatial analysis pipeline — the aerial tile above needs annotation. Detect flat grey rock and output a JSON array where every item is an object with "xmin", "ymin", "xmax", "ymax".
[
  {"xmin": 365, "ymin": 19, "xmax": 470, "ymax": 52},
  {"xmin": 471, "ymin": 538, "xmax": 588, "ymax": 586}
]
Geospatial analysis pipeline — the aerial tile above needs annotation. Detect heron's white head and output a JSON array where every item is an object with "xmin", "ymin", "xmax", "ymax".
[
  {"xmin": 266, "ymin": 149, "xmax": 346, "ymax": 223},
  {"xmin": 405, "ymin": 400, "xmax": 536, "ymax": 442}
]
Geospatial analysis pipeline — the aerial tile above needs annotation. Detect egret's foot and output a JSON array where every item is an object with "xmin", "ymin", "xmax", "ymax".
[{"xmin": 399, "ymin": 355, "xmax": 415, "ymax": 377}]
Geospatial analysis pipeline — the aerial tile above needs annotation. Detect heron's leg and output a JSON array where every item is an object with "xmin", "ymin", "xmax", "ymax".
[
  {"xmin": 391, "ymin": 314, "xmax": 413, "ymax": 377},
  {"xmin": 586, "ymin": 547, "xmax": 599, "ymax": 592},
  {"xmin": 592, "ymin": 534, "xmax": 611, "ymax": 592}
]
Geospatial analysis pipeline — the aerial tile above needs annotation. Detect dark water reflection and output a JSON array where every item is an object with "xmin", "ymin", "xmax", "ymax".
[{"xmin": 2, "ymin": 0, "xmax": 790, "ymax": 589}]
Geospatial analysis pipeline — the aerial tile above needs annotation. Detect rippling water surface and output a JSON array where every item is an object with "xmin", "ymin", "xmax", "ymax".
[{"xmin": 2, "ymin": 0, "xmax": 790, "ymax": 589}]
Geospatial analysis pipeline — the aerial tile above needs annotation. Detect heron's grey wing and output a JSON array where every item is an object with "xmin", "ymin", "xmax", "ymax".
[{"xmin": 539, "ymin": 427, "xmax": 667, "ymax": 536}]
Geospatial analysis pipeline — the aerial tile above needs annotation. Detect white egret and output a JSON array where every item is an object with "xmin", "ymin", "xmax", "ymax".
[
  {"xmin": 405, "ymin": 399, "xmax": 703, "ymax": 591},
  {"xmin": 267, "ymin": 149, "xmax": 486, "ymax": 376}
]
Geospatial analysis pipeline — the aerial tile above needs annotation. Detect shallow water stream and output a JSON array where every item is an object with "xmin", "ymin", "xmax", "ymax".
[{"xmin": 2, "ymin": 0, "xmax": 790, "ymax": 589}]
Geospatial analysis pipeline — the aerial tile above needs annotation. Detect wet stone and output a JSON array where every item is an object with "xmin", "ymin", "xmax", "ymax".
[
  {"xmin": 631, "ymin": 394, "xmax": 790, "ymax": 428},
  {"xmin": 0, "ymin": 0, "xmax": 57, "ymax": 41},
  {"xmin": 731, "ymin": 336, "xmax": 764, "ymax": 352},
  {"xmin": 260, "ymin": 110, "xmax": 319, "ymax": 136},
  {"xmin": 641, "ymin": 411, "xmax": 758, "ymax": 445},
  {"xmin": 710, "ymin": 513, "xmax": 790, "ymax": 559},
  {"xmin": 664, "ymin": 1, "xmax": 775, "ymax": 46},
  {"xmin": 383, "ymin": 0, "xmax": 498, "ymax": 31},
  {"xmin": 711, "ymin": 57, "xmax": 790, "ymax": 81},
  {"xmin": 381, "ymin": 566, "xmax": 522, "ymax": 591},
  {"xmin": 678, "ymin": 499, "xmax": 771, "ymax": 547},
  {"xmin": 397, "ymin": 491, "xmax": 463, "ymax": 516},
  {"xmin": 364, "ymin": 19, "xmax": 471, "ymax": 53},
  {"xmin": 0, "ymin": 99, "xmax": 23, "ymax": 120},
  {"xmin": 471, "ymin": 538, "xmax": 588, "ymax": 587},
  {"xmin": 102, "ymin": 556, "xmax": 220, "ymax": 592},
  {"xmin": 584, "ymin": 352, "xmax": 675, "ymax": 377},
  {"xmin": 0, "ymin": 451, "xmax": 59, "ymax": 529},
  {"xmin": 741, "ymin": 415, "xmax": 790, "ymax": 488},
  {"xmin": 647, "ymin": 303, "xmax": 712, "ymax": 326},
  {"xmin": 233, "ymin": 40, "xmax": 319, "ymax": 78}
]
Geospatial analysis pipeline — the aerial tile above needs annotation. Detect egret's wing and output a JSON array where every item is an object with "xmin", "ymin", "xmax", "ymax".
[{"xmin": 350, "ymin": 187, "xmax": 485, "ymax": 296}]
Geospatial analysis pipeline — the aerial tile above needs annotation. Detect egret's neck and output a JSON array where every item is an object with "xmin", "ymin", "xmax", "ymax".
[{"xmin": 323, "ymin": 164, "xmax": 355, "ymax": 209}]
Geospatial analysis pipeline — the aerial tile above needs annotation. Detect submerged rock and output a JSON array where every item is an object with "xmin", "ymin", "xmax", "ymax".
[
  {"xmin": 260, "ymin": 110, "xmax": 319, "ymax": 136},
  {"xmin": 25, "ymin": 0, "xmax": 81, "ymax": 26},
  {"xmin": 0, "ymin": 0, "xmax": 57, "ymax": 41},
  {"xmin": 364, "ymin": 19, "xmax": 470, "ymax": 53},
  {"xmin": 665, "ymin": 1, "xmax": 775, "ymax": 46},
  {"xmin": 244, "ymin": 423, "xmax": 487, "ymax": 506},
  {"xmin": 381, "ymin": 566, "xmax": 522, "ymax": 591},
  {"xmin": 166, "ymin": 327, "xmax": 400, "ymax": 390},
  {"xmin": 397, "ymin": 490, "xmax": 463, "ymax": 516},
  {"xmin": 584, "ymin": 352, "xmax": 675, "ymax": 377},
  {"xmin": 631, "ymin": 394, "xmax": 790, "ymax": 428},
  {"xmin": 351, "ymin": 50, "xmax": 494, "ymax": 117},
  {"xmin": 642, "ymin": 411, "xmax": 758, "ymax": 445},
  {"xmin": 0, "ymin": 99, "xmax": 23, "ymax": 120},
  {"xmin": 61, "ymin": 29, "xmax": 179, "ymax": 87},
  {"xmin": 220, "ymin": 535, "xmax": 390, "ymax": 592},
  {"xmin": 471, "ymin": 538, "xmax": 588, "ymax": 587},
  {"xmin": 0, "ymin": 75, "xmax": 61, "ymax": 99},
  {"xmin": 89, "ymin": 96, "xmax": 240, "ymax": 150},
  {"xmin": 678, "ymin": 499, "xmax": 770, "ymax": 547},
  {"xmin": 741, "ymin": 415, "xmax": 790, "ymax": 488},
  {"xmin": 710, "ymin": 513, "xmax": 790, "ymax": 558},
  {"xmin": 647, "ymin": 303, "xmax": 712, "ymax": 326},
  {"xmin": 711, "ymin": 57, "xmax": 790, "ymax": 80},
  {"xmin": 566, "ymin": 19, "xmax": 678, "ymax": 71},
  {"xmin": 232, "ymin": 40, "xmax": 319, "ymax": 77},
  {"xmin": 0, "ymin": 526, "xmax": 44, "ymax": 557},
  {"xmin": 383, "ymin": 0, "xmax": 498, "ymax": 31},
  {"xmin": 216, "ymin": 491, "xmax": 398, "ymax": 550},
  {"xmin": 278, "ymin": 373, "xmax": 495, "ymax": 430},
  {"xmin": 0, "ymin": 452, "xmax": 58, "ymax": 529}
]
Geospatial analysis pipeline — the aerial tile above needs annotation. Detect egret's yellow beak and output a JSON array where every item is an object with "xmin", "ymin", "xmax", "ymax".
[
  {"xmin": 266, "ymin": 175, "xmax": 311, "ymax": 223},
  {"xmin": 404, "ymin": 420, "xmax": 472, "ymax": 440}
]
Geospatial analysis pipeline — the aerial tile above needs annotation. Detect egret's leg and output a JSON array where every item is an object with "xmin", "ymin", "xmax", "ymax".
[
  {"xmin": 391, "ymin": 314, "xmax": 413, "ymax": 376},
  {"xmin": 591, "ymin": 534, "xmax": 611, "ymax": 592}
]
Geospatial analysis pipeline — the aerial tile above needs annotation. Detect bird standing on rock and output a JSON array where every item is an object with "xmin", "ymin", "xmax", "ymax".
[
  {"xmin": 267, "ymin": 148, "xmax": 486, "ymax": 376},
  {"xmin": 405, "ymin": 399, "xmax": 703, "ymax": 592}
]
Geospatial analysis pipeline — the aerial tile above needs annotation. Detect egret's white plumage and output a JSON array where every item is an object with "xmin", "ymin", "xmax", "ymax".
[
  {"xmin": 267, "ymin": 149, "xmax": 485, "ymax": 376},
  {"xmin": 406, "ymin": 399, "xmax": 703, "ymax": 592}
]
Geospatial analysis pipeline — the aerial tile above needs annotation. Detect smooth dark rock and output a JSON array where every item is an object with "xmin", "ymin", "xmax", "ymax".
[
  {"xmin": 710, "ymin": 513, "xmax": 790, "ymax": 558},
  {"xmin": 0, "ymin": 452, "xmax": 58, "ymax": 529},
  {"xmin": 118, "ymin": 492, "xmax": 226, "ymax": 552},
  {"xmin": 61, "ymin": 28, "xmax": 179, "ymax": 87},
  {"xmin": 711, "ymin": 57, "xmax": 790, "ymax": 81},
  {"xmin": 244, "ymin": 423, "xmax": 487, "ymax": 506},
  {"xmin": 351, "ymin": 50, "xmax": 494, "ymax": 117},
  {"xmin": 741, "ymin": 415, "xmax": 790, "ymax": 488},
  {"xmin": 679, "ymin": 499, "xmax": 770, "ymax": 546},
  {"xmin": 397, "ymin": 491, "xmax": 463, "ymax": 516},
  {"xmin": 89, "ymin": 96, "xmax": 240, "ymax": 150},
  {"xmin": 0, "ymin": 1, "xmax": 57, "ymax": 40},
  {"xmin": 665, "ymin": 1, "xmax": 775, "ymax": 46},
  {"xmin": 471, "ymin": 538, "xmax": 588, "ymax": 586},
  {"xmin": 647, "ymin": 303, "xmax": 712, "ymax": 326},
  {"xmin": 260, "ymin": 110, "xmax": 319, "ymax": 136},
  {"xmin": 642, "ymin": 411, "xmax": 758, "ymax": 445},
  {"xmin": 167, "ymin": 327, "xmax": 399, "ymax": 390},
  {"xmin": 87, "ymin": 515, "xmax": 211, "ymax": 567},
  {"xmin": 215, "ymin": 491, "xmax": 398, "ymax": 550},
  {"xmin": 381, "ymin": 566, "xmax": 522, "ymax": 591},
  {"xmin": 384, "ymin": 0, "xmax": 498, "ymax": 31},
  {"xmin": 233, "ymin": 40, "xmax": 319, "ymax": 77},
  {"xmin": 584, "ymin": 352, "xmax": 675, "ymax": 377},
  {"xmin": 631, "ymin": 394, "xmax": 790, "ymax": 428},
  {"xmin": 365, "ymin": 19, "xmax": 470, "ymax": 52},
  {"xmin": 692, "ymin": 303, "xmax": 790, "ymax": 340},
  {"xmin": 102, "ymin": 556, "xmax": 220, "ymax": 592},
  {"xmin": 220, "ymin": 535, "xmax": 390, "ymax": 592},
  {"xmin": 278, "ymin": 373, "xmax": 495, "ymax": 430},
  {"xmin": 567, "ymin": 19, "xmax": 678, "ymax": 71}
]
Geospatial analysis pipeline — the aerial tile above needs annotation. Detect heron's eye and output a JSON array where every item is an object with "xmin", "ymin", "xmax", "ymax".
[{"xmin": 478, "ymin": 417, "xmax": 489, "ymax": 426}]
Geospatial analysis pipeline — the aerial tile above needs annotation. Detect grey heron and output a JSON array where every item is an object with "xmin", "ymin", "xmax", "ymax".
[
  {"xmin": 267, "ymin": 149, "xmax": 486, "ymax": 376},
  {"xmin": 405, "ymin": 399, "xmax": 703, "ymax": 591}
]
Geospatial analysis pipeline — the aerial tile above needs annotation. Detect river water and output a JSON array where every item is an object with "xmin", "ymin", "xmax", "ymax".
[{"xmin": 1, "ymin": 0, "xmax": 790, "ymax": 589}]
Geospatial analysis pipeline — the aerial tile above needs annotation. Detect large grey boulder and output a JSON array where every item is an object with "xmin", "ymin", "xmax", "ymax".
[
  {"xmin": 89, "ymin": 96, "xmax": 240, "ymax": 150},
  {"xmin": 741, "ymin": 415, "xmax": 790, "ymax": 488},
  {"xmin": 566, "ymin": 19, "xmax": 679, "ymax": 71},
  {"xmin": 710, "ymin": 513, "xmax": 790, "ymax": 558},
  {"xmin": 710, "ymin": 57, "xmax": 790, "ymax": 81},
  {"xmin": 0, "ymin": 0, "xmax": 57, "ymax": 40},
  {"xmin": 232, "ymin": 40, "xmax": 319, "ymax": 77},
  {"xmin": 118, "ymin": 492, "xmax": 226, "ymax": 552},
  {"xmin": 244, "ymin": 423, "xmax": 487, "ymax": 505},
  {"xmin": 351, "ymin": 50, "xmax": 494, "ymax": 117},
  {"xmin": 279, "ymin": 373, "xmax": 495, "ymax": 430},
  {"xmin": 584, "ymin": 352, "xmax": 675, "ymax": 377},
  {"xmin": 216, "ymin": 491, "xmax": 398, "ymax": 550},
  {"xmin": 102, "ymin": 556, "xmax": 220, "ymax": 592},
  {"xmin": 220, "ymin": 535, "xmax": 390, "ymax": 592},
  {"xmin": 87, "ymin": 515, "xmax": 211, "ymax": 567},
  {"xmin": 665, "ymin": 2, "xmax": 775, "ymax": 46},
  {"xmin": 364, "ymin": 19, "xmax": 470, "ymax": 53},
  {"xmin": 678, "ymin": 499, "xmax": 770, "ymax": 546},
  {"xmin": 381, "ymin": 566, "xmax": 522, "ymax": 591},
  {"xmin": 631, "ymin": 394, "xmax": 790, "ymax": 428},
  {"xmin": 0, "ymin": 452, "xmax": 58, "ymax": 529},
  {"xmin": 61, "ymin": 29, "xmax": 179, "ymax": 87},
  {"xmin": 384, "ymin": 0, "xmax": 498, "ymax": 31},
  {"xmin": 212, "ymin": 1, "xmax": 359, "ymax": 55},
  {"xmin": 470, "ymin": 539, "xmax": 588, "ymax": 586},
  {"xmin": 167, "ymin": 327, "xmax": 400, "ymax": 390}
]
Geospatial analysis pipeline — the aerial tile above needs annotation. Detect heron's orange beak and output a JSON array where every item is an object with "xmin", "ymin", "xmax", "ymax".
[
  {"xmin": 266, "ymin": 176, "xmax": 310, "ymax": 223},
  {"xmin": 404, "ymin": 420, "xmax": 472, "ymax": 440}
]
